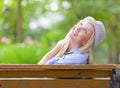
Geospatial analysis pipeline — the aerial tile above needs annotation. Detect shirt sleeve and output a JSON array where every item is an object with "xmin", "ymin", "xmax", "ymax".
[{"xmin": 45, "ymin": 57, "xmax": 63, "ymax": 64}]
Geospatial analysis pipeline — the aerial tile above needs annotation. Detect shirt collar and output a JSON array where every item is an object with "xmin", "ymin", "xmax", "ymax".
[{"xmin": 65, "ymin": 48, "xmax": 87, "ymax": 55}]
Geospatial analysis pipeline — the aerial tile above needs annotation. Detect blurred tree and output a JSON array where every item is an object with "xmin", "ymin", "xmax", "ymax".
[
  {"xmin": 104, "ymin": 0, "xmax": 120, "ymax": 63},
  {"xmin": 16, "ymin": 0, "xmax": 23, "ymax": 42},
  {"xmin": 0, "ymin": 0, "xmax": 120, "ymax": 64}
]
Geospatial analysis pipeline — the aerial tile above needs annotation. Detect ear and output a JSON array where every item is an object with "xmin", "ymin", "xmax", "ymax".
[{"xmin": 82, "ymin": 43, "xmax": 85, "ymax": 46}]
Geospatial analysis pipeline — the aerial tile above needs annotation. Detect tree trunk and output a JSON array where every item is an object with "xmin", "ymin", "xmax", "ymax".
[
  {"xmin": 16, "ymin": 0, "xmax": 23, "ymax": 43},
  {"xmin": 112, "ymin": 14, "xmax": 120, "ymax": 63},
  {"xmin": 115, "ymin": 40, "xmax": 120, "ymax": 64},
  {"xmin": 108, "ymin": 43, "xmax": 113, "ymax": 63}
]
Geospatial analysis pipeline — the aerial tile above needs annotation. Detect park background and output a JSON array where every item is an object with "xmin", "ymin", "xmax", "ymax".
[{"xmin": 0, "ymin": 0, "xmax": 120, "ymax": 64}]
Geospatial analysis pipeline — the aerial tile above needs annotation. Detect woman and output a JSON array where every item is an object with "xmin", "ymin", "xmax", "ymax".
[{"xmin": 38, "ymin": 16, "xmax": 105, "ymax": 65}]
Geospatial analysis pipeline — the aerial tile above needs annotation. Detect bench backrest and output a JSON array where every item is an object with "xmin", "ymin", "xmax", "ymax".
[{"xmin": 0, "ymin": 64, "xmax": 116, "ymax": 88}]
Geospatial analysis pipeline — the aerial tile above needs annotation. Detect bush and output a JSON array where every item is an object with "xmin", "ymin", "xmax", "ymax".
[{"xmin": 0, "ymin": 43, "xmax": 48, "ymax": 64}]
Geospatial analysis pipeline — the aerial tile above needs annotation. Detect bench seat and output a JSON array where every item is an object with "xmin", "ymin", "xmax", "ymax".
[{"xmin": 0, "ymin": 64, "xmax": 118, "ymax": 88}]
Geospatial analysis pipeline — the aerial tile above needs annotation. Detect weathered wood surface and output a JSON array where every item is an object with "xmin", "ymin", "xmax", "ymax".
[
  {"xmin": 0, "ymin": 64, "xmax": 115, "ymax": 78},
  {"xmin": 0, "ymin": 79, "xmax": 110, "ymax": 88},
  {"xmin": 0, "ymin": 64, "xmax": 117, "ymax": 88},
  {"xmin": 0, "ymin": 64, "xmax": 116, "ymax": 69}
]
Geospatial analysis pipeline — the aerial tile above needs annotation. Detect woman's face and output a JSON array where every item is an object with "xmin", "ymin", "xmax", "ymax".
[{"xmin": 68, "ymin": 20, "xmax": 94, "ymax": 45}]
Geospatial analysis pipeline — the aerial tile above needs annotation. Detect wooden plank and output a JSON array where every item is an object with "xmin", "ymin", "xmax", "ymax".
[
  {"xmin": 0, "ymin": 79, "xmax": 110, "ymax": 88},
  {"xmin": 116, "ymin": 64, "xmax": 120, "ymax": 68},
  {"xmin": 0, "ymin": 64, "xmax": 116, "ymax": 70},
  {"xmin": 0, "ymin": 70, "xmax": 112, "ymax": 78}
]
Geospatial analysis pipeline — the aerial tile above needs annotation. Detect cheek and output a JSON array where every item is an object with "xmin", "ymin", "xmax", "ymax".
[
  {"xmin": 78, "ymin": 34, "xmax": 88, "ymax": 43},
  {"xmin": 68, "ymin": 30, "xmax": 74, "ymax": 38},
  {"xmin": 87, "ymin": 32, "xmax": 93, "ymax": 40}
]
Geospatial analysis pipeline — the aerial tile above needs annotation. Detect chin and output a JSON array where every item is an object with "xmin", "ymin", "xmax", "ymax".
[{"xmin": 69, "ymin": 35, "xmax": 75, "ymax": 40}]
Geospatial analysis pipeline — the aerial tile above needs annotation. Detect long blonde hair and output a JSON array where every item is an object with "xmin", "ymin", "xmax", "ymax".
[{"xmin": 55, "ymin": 21, "xmax": 95, "ymax": 64}]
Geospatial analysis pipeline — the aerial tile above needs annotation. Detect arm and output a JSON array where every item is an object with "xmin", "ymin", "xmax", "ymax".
[{"xmin": 38, "ymin": 40, "xmax": 63, "ymax": 64}]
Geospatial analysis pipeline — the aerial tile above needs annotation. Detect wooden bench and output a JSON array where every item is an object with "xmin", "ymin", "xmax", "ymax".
[{"xmin": 0, "ymin": 64, "xmax": 119, "ymax": 88}]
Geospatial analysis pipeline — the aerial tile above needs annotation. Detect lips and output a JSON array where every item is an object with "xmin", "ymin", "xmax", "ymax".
[{"xmin": 72, "ymin": 30, "xmax": 78, "ymax": 36}]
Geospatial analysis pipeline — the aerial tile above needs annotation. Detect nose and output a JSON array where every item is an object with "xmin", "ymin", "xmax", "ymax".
[{"xmin": 75, "ymin": 27, "xmax": 80, "ymax": 32}]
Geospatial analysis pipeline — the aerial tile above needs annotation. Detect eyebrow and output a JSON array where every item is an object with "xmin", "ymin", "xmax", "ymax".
[
  {"xmin": 77, "ymin": 21, "xmax": 92, "ymax": 34},
  {"xmin": 79, "ymin": 20, "xmax": 95, "ymax": 29}
]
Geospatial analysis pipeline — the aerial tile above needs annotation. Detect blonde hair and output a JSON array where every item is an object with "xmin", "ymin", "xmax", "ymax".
[{"xmin": 55, "ymin": 20, "xmax": 95, "ymax": 64}]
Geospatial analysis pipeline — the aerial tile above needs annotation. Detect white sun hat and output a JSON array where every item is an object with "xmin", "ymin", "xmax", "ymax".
[{"xmin": 84, "ymin": 16, "xmax": 105, "ymax": 47}]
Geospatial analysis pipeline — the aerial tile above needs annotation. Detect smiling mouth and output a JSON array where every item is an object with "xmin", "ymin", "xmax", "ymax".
[{"xmin": 72, "ymin": 30, "xmax": 78, "ymax": 36}]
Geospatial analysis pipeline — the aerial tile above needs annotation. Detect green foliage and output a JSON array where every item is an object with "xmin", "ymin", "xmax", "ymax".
[
  {"xmin": 0, "ymin": 0, "xmax": 120, "ymax": 63},
  {"xmin": 0, "ymin": 44, "xmax": 42, "ymax": 64}
]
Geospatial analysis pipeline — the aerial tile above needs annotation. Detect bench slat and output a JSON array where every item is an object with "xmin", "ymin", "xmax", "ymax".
[
  {"xmin": 0, "ymin": 64, "xmax": 116, "ymax": 70},
  {"xmin": 0, "ymin": 79, "xmax": 110, "ymax": 88},
  {"xmin": 0, "ymin": 70, "xmax": 112, "ymax": 78}
]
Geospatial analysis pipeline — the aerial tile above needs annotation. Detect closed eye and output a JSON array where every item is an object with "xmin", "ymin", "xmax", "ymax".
[
  {"xmin": 83, "ymin": 29, "xmax": 87, "ymax": 34},
  {"xmin": 78, "ymin": 22, "xmax": 83, "ymax": 27},
  {"xmin": 80, "ymin": 22, "xmax": 83, "ymax": 26}
]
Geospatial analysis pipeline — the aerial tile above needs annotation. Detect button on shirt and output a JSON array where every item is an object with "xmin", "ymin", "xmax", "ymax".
[{"xmin": 45, "ymin": 49, "xmax": 88, "ymax": 65}]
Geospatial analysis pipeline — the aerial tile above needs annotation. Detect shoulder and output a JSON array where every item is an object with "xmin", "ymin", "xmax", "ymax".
[
  {"xmin": 56, "ymin": 40, "xmax": 64, "ymax": 48},
  {"xmin": 65, "ymin": 49, "xmax": 89, "ymax": 61}
]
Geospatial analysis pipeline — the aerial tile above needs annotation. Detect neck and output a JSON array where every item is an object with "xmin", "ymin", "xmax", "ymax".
[{"xmin": 68, "ymin": 41, "xmax": 82, "ymax": 51}]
